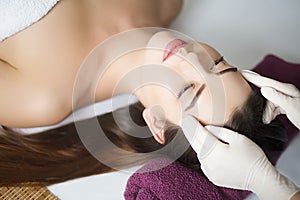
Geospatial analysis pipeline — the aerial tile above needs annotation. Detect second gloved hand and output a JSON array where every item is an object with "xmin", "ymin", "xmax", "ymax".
[
  {"xmin": 181, "ymin": 115, "xmax": 299, "ymax": 200},
  {"xmin": 241, "ymin": 70, "xmax": 300, "ymax": 129}
]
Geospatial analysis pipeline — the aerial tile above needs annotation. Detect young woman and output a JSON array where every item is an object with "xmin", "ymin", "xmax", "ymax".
[{"xmin": 0, "ymin": 1, "xmax": 286, "ymax": 186}]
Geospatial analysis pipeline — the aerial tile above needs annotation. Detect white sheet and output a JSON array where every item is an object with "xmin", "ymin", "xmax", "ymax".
[{"xmin": 12, "ymin": 0, "xmax": 300, "ymax": 199}]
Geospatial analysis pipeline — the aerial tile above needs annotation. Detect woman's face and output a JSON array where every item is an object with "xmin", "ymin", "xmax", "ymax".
[{"xmin": 134, "ymin": 31, "xmax": 251, "ymax": 143}]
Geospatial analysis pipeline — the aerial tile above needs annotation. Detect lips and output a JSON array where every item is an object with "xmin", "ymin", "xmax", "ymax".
[{"xmin": 163, "ymin": 39, "xmax": 187, "ymax": 62}]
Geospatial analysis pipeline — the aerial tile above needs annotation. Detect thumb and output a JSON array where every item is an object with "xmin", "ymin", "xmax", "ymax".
[
  {"xmin": 180, "ymin": 115, "xmax": 219, "ymax": 159},
  {"xmin": 205, "ymin": 125, "xmax": 238, "ymax": 144},
  {"xmin": 262, "ymin": 100, "xmax": 282, "ymax": 124}
]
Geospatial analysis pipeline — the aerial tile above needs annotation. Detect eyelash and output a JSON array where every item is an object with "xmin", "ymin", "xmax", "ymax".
[
  {"xmin": 210, "ymin": 56, "xmax": 224, "ymax": 71},
  {"xmin": 214, "ymin": 56, "xmax": 224, "ymax": 65},
  {"xmin": 178, "ymin": 83, "xmax": 195, "ymax": 98}
]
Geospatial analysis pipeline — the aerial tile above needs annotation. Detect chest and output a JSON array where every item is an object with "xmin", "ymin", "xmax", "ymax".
[{"xmin": 0, "ymin": 0, "xmax": 166, "ymax": 72}]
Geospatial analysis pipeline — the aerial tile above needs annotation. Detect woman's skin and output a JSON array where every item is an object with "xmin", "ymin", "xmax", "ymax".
[
  {"xmin": 292, "ymin": 192, "xmax": 300, "ymax": 200},
  {"xmin": 0, "ymin": 0, "xmax": 182, "ymax": 128},
  {"xmin": 98, "ymin": 31, "xmax": 252, "ymax": 144},
  {"xmin": 0, "ymin": 0, "xmax": 251, "ymax": 142}
]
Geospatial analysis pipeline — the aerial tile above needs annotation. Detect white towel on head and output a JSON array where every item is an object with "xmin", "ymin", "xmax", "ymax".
[{"xmin": 0, "ymin": 0, "xmax": 60, "ymax": 42}]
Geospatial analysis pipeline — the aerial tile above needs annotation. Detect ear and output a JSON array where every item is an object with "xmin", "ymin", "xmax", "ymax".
[{"xmin": 142, "ymin": 108, "xmax": 166, "ymax": 144}]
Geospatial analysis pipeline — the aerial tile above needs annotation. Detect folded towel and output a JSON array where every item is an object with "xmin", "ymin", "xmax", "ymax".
[
  {"xmin": 124, "ymin": 55, "xmax": 300, "ymax": 200},
  {"xmin": 124, "ymin": 158, "xmax": 250, "ymax": 200},
  {"xmin": 0, "ymin": 0, "xmax": 60, "ymax": 42}
]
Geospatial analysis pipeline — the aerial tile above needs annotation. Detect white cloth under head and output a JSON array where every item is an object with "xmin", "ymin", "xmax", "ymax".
[{"xmin": 0, "ymin": 0, "xmax": 60, "ymax": 42}]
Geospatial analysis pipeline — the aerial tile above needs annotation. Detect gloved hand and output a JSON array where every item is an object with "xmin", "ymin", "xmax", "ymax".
[
  {"xmin": 241, "ymin": 70, "xmax": 300, "ymax": 129},
  {"xmin": 181, "ymin": 115, "xmax": 300, "ymax": 200}
]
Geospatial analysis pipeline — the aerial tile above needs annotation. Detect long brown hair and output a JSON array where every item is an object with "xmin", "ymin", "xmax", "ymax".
[{"xmin": 0, "ymin": 89, "xmax": 286, "ymax": 186}]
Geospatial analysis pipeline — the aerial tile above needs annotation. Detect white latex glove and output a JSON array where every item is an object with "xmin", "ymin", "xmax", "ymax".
[
  {"xmin": 181, "ymin": 115, "xmax": 300, "ymax": 200},
  {"xmin": 241, "ymin": 70, "xmax": 300, "ymax": 129}
]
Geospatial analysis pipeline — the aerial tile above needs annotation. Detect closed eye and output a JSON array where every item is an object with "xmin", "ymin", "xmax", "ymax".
[
  {"xmin": 177, "ymin": 83, "xmax": 195, "ymax": 99},
  {"xmin": 213, "ymin": 57, "xmax": 238, "ymax": 75},
  {"xmin": 214, "ymin": 56, "xmax": 224, "ymax": 65},
  {"xmin": 184, "ymin": 84, "xmax": 206, "ymax": 111}
]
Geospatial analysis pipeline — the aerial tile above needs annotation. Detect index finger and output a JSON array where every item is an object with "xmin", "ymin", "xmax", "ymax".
[
  {"xmin": 241, "ymin": 70, "xmax": 300, "ymax": 97},
  {"xmin": 180, "ymin": 115, "xmax": 219, "ymax": 159}
]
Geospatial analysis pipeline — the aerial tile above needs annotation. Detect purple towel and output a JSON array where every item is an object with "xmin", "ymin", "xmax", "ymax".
[
  {"xmin": 124, "ymin": 55, "xmax": 300, "ymax": 200},
  {"xmin": 124, "ymin": 158, "xmax": 250, "ymax": 200}
]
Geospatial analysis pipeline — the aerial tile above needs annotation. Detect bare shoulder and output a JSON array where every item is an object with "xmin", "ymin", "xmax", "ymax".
[{"xmin": 0, "ymin": 59, "xmax": 71, "ymax": 128}]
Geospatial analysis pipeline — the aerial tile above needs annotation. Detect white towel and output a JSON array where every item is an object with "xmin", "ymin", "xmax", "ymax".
[{"xmin": 0, "ymin": 0, "xmax": 60, "ymax": 42}]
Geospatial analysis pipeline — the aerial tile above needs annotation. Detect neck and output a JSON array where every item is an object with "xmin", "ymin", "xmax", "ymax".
[
  {"xmin": 94, "ymin": 48, "xmax": 145, "ymax": 101},
  {"xmin": 93, "ymin": 29, "xmax": 160, "ymax": 102}
]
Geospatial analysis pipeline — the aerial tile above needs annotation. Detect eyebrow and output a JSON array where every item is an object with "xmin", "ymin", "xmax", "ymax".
[
  {"xmin": 184, "ymin": 84, "xmax": 206, "ymax": 111},
  {"xmin": 216, "ymin": 67, "xmax": 238, "ymax": 75}
]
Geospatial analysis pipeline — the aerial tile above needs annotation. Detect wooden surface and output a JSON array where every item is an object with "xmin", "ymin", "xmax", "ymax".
[{"xmin": 0, "ymin": 182, "xmax": 58, "ymax": 200}]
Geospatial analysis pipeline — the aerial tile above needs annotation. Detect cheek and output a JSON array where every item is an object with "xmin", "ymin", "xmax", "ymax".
[
  {"xmin": 161, "ymin": 99, "xmax": 182, "ymax": 125},
  {"xmin": 153, "ymin": 90, "xmax": 183, "ymax": 125},
  {"xmin": 144, "ymin": 49, "xmax": 166, "ymax": 65}
]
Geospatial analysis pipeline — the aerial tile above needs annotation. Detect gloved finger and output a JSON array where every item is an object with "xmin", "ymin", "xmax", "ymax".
[
  {"xmin": 261, "ymin": 87, "xmax": 292, "ymax": 113},
  {"xmin": 180, "ymin": 115, "xmax": 219, "ymax": 159},
  {"xmin": 241, "ymin": 70, "xmax": 300, "ymax": 97},
  {"xmin": 262, "ymin": 100, "xmax": 283, "ymax": 124},
  {"xmin": 205, "ymin": 125, "xmax": 238, "ymax": 144}
]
